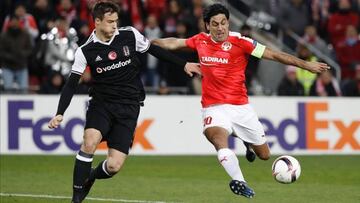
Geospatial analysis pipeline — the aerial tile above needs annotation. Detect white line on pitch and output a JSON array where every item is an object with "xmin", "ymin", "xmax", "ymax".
[{"xmin": 0, "ymin": 192, "xmax": 176, "ymax": 203}]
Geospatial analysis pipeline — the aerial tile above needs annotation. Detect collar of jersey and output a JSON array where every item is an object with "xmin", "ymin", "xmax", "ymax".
[{"xmin": 92, "ymin": 29, "xmax": 119, "ymax": 45}]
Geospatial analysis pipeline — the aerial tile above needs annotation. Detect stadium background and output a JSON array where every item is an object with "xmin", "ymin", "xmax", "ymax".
[{"xmin": 1, "ymin": 0, "xmax": 359, "ymax": 202}]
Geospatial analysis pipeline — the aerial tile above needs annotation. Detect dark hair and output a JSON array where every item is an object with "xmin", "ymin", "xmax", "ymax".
[
  {"xmin": 92, "ymin": 1, "xmax": 120, "ymax": 21},
  {"xmin": 202, "ymin": 3, "xmax": 229, "ymax": 24}
]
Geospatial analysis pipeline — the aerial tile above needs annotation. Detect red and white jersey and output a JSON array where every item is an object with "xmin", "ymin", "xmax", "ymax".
[{"xmin": 186, "ymin": 32, "xmax": 266, "ymax": 107}]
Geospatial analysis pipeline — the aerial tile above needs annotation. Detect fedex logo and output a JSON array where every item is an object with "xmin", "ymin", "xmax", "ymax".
[
  {"xmin": 7, "ymin": 101, "xmax": 154, "ymax": 152},
  {"xmin": 229, "ymin": 102, "xmax": 360, "ymax": 151}
]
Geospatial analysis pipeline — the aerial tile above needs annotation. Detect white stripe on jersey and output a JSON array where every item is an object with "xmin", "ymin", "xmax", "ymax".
[
  {"xmin": 71, "ymin": 48, "xmax": 87, "ymax": 75},
  {"xmin": 229, "ymin": 31, "xmax": 266, "ymax": 58},
  {"xmin": 129, "ymin": 26, "xmax": 150, "ymax": 53},
  {"xmin": 229, "ymin": 31, "xmax": 254, "ymax": 43}
]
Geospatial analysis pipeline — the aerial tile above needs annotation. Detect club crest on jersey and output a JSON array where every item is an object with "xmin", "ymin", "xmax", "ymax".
[
  {"xmin": 123, "ymin": 46, "xmax": 130, "ymax": 56},
  {"xmin": 108, "ymin": 51, "xmax": 117, "ymax": 60},
  {"xmin": 221, "ymin": 41, "xmax": 232, "ymax": 51}
]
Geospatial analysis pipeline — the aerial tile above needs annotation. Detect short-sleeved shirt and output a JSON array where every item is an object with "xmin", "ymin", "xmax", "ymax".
[
  {"xmin": 186, "ymin": 32, "xmax": 266, "ymax": 107},
  {"xmin": 72, "ymin": 26, "xmax": 150, "ymax": 104}
]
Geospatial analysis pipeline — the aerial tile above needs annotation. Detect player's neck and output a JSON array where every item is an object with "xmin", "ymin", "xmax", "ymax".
[
  {"xmin": 210, "ymin": 34, "xmax": 229, "ymax": 43},
  {"xmin": 95, "ymin": 31, "xmax": 111, "ymax": 43}
]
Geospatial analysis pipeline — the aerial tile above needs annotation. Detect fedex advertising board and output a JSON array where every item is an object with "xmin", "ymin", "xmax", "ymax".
[{"xmin": 0, "ymin": 95, "xmax": 359, "ymax": 155}]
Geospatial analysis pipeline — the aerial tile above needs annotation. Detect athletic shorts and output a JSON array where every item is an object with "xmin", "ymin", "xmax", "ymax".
[
  {"xmin": 202, "ymin": 104, "xmax": 266, "ymax": 145},
  {"xmin": 85, "ymin": 99, "xmax": 140, "ymax": 154}
]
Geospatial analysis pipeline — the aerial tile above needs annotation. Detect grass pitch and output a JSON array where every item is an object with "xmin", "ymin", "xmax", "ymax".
[{"xmin": 1, "ymin": 155, "xmax": 359, "ymax": 203}]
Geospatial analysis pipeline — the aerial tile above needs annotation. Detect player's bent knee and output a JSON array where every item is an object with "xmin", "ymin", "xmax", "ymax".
[
  {"xmin": 106, "ymin": 162, "xmax": 123, "ymax": 174},
  {"xmin": 258, "ymin": 152, "xmax": 270, "ymax": 160}
]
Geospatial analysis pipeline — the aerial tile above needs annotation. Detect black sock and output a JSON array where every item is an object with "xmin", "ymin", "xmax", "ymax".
[
  {"xmin": 243, "ymin": 141, "xmax": 249, "ymax": 149},
  {"xmin": 73, "ymin": 150, "xmax": 93, "ymax": 191},
  {"xmin": 93, "ymin": 160, "xmax": 113, "ymax": 179}
]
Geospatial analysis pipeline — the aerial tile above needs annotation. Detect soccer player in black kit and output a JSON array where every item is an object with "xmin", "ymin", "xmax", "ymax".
[{"xmin": 48, "ymin": 2, "xmax": 201, "ymax": 203}]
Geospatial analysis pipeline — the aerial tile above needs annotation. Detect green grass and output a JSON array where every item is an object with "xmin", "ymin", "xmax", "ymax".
[{"xmin": 1, "ymin": 155, "xmax": 360, "ymax": 203}]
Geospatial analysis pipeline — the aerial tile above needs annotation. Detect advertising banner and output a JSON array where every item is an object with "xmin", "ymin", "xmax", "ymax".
[{"xmin": 1, "ymin": 95, "xmax": 359, "ymax": 155}]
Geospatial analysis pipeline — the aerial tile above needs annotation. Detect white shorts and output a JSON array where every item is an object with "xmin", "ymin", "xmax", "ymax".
[{"xmin": 202, "ymin": 104, "xmax": 266, "ymax": 145}]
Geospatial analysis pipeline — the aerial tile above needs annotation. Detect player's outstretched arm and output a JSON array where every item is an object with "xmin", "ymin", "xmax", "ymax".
[
  {"xmin": 151, "ymin": 38, "xmax": 187, "ymax": 50},
  {"xmin": 48, "ymin": 73, "xmax": 81, "ymax": 129},
  {"xmin": 147, "ymin": 44, "xmax": 201, "ymax": 77},
  {"xmin": 262, "ymin": 47, "xmax": 330, "ymax": 73}
]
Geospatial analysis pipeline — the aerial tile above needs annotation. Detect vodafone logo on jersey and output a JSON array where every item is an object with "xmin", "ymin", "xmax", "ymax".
[
  {"xmin": 108, "ymin": 51, "xmax": 117, "ymax": 60},
  {"xmin": 221, "ymin": 41, "xmax": 232, "ymax": 51},
  {"xmin": 96, "ymin": 59, "xmax": 132, "ymax": 74}
]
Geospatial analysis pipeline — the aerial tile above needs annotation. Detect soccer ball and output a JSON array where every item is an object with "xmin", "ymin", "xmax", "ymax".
[{"xmin": 272, "ymin": 155, "xmax": 301, "ymax": 184}]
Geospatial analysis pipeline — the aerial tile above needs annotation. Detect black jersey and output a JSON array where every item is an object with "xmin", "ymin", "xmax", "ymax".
[{"xmin": 72, "ymin": 26, "xmax": 150, "ymax": 104}]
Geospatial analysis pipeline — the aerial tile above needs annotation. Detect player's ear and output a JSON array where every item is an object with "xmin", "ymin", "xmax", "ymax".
[
  {"xmin": 94, "ymin": 17, "xmax": 101, "ymax": 26},
  {"xmin": 205, "ymin": 22, "xmax": 210, "ymax": 32}
]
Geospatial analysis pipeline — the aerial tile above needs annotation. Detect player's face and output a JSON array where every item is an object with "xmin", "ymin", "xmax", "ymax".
[
  {"xmin": 95, "ymin": 12, "xmax": 118, "ymax": 41},
  {"xmin": 206, "ymin": 14, "xmax": 229, "ymax": 42}
]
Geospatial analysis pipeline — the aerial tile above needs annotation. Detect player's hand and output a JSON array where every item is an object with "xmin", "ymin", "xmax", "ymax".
[
  {"xmin": 48, "ymin": 115, "xmax": 63, "ymax": 129},
  {"xmin": 304, "ymin": 61, "xmax": 331, "ymax": 73},
  {"xmin": 184, "ymin": 62, "xmax": 201, "ymax": 77}
]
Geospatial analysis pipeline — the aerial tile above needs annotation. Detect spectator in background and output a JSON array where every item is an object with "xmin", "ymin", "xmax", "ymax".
[
  {"xmin": 327, "ymin": 0, "xmax": 359, "ymax": 50},
  {"xmin": 144, "ymin": 15, "xmax": 162, "ymax": 88},
  {"xmin": 342, "ymin": 65, "xmax": 360, "ymax": 96},
  {"xmin": 0, "ymin": 15, "xmax": 32, "ymax": 93},
  {"xmin": 277, "ymin": 0, "xmax": 311, "ymax": 50},
  {"xmin": 185, "ymin": 0, "xmax": 204, "ymax": 35},
  {"xmin": 277, "ymin": 65, "xmax": 305, "ymax": 96},
  {"xmin": 2, "ymin": 3, "xmax": 39, "ymax": 43},
  {"xmin": 302, "ymin": 25, "xmax": 333, "ymax": 58},
  {"xmin": 56, "ymin": 0, "xmax": 77, "ymax": 26},
  {"xmin": 39, "ymin": 71, "xmax": 65, "ymax": 94},
  {"xmin": 310, "ymin": 70, "xmax": 341, "ymax": 96},
  {"xmin": 160, "ymin": 0, "xmax": 185, "ymax": 37},
  {"xmin": 30, "ymin": 0, "xmax": 55, "ymax": 36},
  {"xmin": 44, "ymin": 17, "xmax": 77, "ymax": 77},
  {"xmin": 144, "ymin": 0, "xmax": 166, "ymax": 20},
  {"xmin": 78, "ymin": 0, "xmax": 97, "ymax": 31},
  {"xmin": 295, "ymin": 43, "xmax": 318, "ymax": 95},
  {"xmin": 310, "ymin": 0, "xmax": 330, "ymax": 40},
  {"xmin": 336, "ymin": 25, "xmax": 360, "ymax": 79}
]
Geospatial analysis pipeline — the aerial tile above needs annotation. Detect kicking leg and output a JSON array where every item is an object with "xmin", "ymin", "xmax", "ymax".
[
  {"xmin": 243, "ymin": 141, "xmax": 256, "ymax": 162},
  {"xmin": 250, "ymin": 142, "xmax": 270, "ymax": 160},
  {"xmin": 72, "ymin": 128, "xmax": 102, "ymax": 203},
  {"xmin": 205, "ymin": 127, "xmax": 254, "ymax": 198},
  {"xmin": 80, "ymin": 148, "xmax": 127, "ymax": 202}
]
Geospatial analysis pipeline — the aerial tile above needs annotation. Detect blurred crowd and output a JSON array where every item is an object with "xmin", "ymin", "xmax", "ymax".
[
  {"xmin": 272, "ymin": 0, "xmax": 360, "ymax": 97},
  {"xmin": 0, "ymin": 0, "xmax": 359, "ymax": 97}
]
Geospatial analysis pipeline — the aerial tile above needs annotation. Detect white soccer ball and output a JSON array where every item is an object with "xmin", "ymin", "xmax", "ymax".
[{"xmin": 272, "ymin": 155, "xmax": 301, "ymax": 184}]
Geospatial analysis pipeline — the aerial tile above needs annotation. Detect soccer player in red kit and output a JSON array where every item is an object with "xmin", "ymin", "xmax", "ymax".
[{"xmin": 153, "ymin": 3, "xmax": 330, "ymax": 198}]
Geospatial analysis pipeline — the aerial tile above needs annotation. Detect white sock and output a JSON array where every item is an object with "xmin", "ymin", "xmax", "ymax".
[{"xmin": 217, "ymin": 148, "xmax": 245, "ymax": 182}]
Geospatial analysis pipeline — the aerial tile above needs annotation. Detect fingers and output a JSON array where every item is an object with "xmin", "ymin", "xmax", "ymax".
[
  {"xmin": 184, "ymin": 63, "xmax": 202, "ymax": 77},
  {"xmin": 186, "ymin": 71, "xmax": 193, "ymax": 77},
  {"xmin": 320, "ymin": 63, "xmax": 331, "ymax": 70},
  {"xmin": 312, "ymin": 62, "xmax": 330, "ymax": 73},
  {"xmin": 48, "ymin": 116, "xmax": 63, "ymax": 129},
  {"xmin": 48, "ymin": 119, "xmax": 58, "ymax": 129}
]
